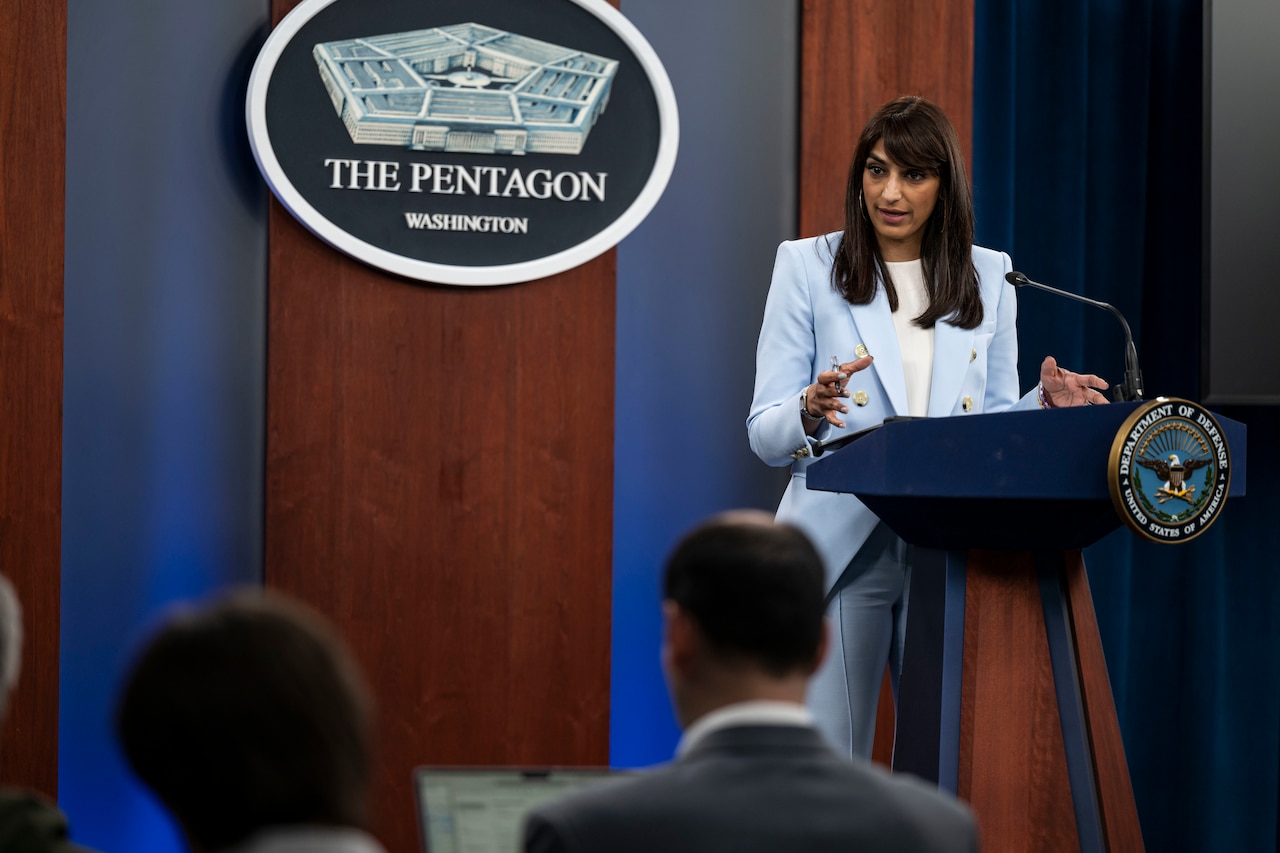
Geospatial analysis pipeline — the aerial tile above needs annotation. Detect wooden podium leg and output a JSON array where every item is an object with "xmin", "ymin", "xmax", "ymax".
[
  {"xmin": 1038, "ymin": 552, "xmax": 1106, "ymax": 850},
  {"xmin": 889, "ymin": 548, "xmax": 1120, "ymax": 850},
  {"xmin": 1061, "ymin": 552, "xmax": 1145, "ymax": 851},
  {"xmin": 890, "ymin": 549, "xmax": 1145, "ymax": 852},
  {"xmin": 894, "ymin": 549, "xmax": 946, "ymax": 782},
  {"xmin": 959, "ymin": 549, "xmax": 1079, "ymax": 852},
  {"xmin": 894, "ymin": 548, "xmax": 967, "ymax": 792}
]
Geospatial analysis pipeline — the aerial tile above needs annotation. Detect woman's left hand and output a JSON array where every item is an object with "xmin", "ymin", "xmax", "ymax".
[{"xmin": 1040, "ymin": 356, "xmax": 1110, "ymax": 407}]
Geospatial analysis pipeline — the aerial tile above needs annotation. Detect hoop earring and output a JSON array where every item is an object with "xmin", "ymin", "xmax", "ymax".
[{"xmin": 858, "ymin": 189, "xmax": 869, "ymax": 221}]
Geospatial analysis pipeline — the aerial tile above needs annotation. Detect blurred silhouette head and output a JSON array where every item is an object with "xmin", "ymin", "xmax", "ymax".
[{"xmin": 115, "ymin": 590, "xmax": 374, "ymax": 852}]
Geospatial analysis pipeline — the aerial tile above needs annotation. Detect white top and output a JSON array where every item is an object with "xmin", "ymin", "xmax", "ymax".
[
  {"xmin": 885, "ymin": 259, "xmax": 934, "ymax": 418},
  {"xmin": 222, "ymin": 827, "xmax": 388, "ymax": 853},
  {"xmin": 675, "ymin": 700, "xmax": 814, "ymax": 757}
]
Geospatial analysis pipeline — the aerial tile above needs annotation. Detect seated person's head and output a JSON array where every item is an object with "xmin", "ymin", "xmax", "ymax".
[
  {"xmin": 660, "ymin": 510, "xmax": 827, "ymax": 725},
  {"xmin": 114, "ymin": 590, "xmax": 373, "ymax": 852}
]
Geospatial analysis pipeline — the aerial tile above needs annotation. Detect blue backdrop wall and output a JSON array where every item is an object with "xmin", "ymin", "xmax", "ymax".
[
  {"xmin": 61, "ymin": 0, "xmax": 269, "ymax": 849},
  {"xmin": 610, "ymin": 0, "xmax": 797, "ymax": 769}
]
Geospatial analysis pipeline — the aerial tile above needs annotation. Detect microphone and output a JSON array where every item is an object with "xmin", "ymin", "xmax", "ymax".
[{"xmin": 1005, "ymin": 271, "xmax": 1144, "ymax": 402}]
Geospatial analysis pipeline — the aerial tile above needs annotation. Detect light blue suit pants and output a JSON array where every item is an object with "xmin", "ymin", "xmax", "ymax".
[{"xmin": 807, "ymin": 522, "xmax": 912, "ymax": 760}]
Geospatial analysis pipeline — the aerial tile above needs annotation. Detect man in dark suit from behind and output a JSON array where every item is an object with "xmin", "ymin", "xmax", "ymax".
[{"xmin": 523, "ymin": 510, "xmax": 979, "ymax": 853}]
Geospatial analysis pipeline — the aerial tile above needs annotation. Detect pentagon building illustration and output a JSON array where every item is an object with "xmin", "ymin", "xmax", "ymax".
[{"xmin": 313, "ymin": 23, "xmax": 619, "ymax": 156}]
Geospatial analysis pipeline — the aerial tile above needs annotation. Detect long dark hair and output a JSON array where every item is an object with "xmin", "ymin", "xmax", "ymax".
[{"xmin": 831, "ymin": 96, "xmax": 982, "ymax": 330}]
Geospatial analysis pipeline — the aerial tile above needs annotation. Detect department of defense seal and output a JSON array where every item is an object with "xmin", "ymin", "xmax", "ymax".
[{"xmin": 1108, "ymin": 398, "xmax": 1231, "ymax": 543}]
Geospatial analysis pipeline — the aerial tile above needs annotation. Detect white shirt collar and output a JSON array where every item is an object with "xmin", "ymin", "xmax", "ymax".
[
  {"xmin": 222, "ymin": 826, "xmax": 388, "ymax": 853},
  {"xmin": 675, "ymin": 700, "xmax": 814, "ymax": 757}
]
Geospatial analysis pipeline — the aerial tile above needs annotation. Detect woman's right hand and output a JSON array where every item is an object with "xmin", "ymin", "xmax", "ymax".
[{"xmin": 804, "ymin": 355, "xmax": 874, "ymax": 429}]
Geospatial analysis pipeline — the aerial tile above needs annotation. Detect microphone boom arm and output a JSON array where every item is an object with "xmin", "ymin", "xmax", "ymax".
[{"xmin": 1006, "ymin": 271, "xmax": 1144, "ymax": 402}]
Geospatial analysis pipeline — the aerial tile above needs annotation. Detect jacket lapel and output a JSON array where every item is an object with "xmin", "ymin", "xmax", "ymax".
[
  {"xmin": 927, "ymin": 320, "xmax": 974, "ymax": 417},
  {"xmin": 847, "ymin": 292, "xmax": 908, "ymax": 417}
]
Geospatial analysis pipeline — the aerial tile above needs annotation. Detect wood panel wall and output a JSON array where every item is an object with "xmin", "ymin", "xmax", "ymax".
[
  {"xmin": 0, "ymin": 0, "xmax": 64, "ymax": 796},
  {"xmin": 800, "ymin": 0, "xmax": 974, "ymax": 239},
  {"xmin": 265, "ymin": 7, "xmax": 615, "ymax": 851}
]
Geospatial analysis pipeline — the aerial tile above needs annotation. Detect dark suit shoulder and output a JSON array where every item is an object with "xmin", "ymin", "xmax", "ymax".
[{"xmin": 523, "ymin": 726, "xmax": 976, "ymax": 853}]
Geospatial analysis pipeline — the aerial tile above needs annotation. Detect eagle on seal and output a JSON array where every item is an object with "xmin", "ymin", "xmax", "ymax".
[{"xmin": 1137, "ymin": 453, "xmax": 1211, "ymax": 501}]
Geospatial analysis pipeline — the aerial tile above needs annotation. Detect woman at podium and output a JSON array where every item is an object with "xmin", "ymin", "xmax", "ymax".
[{"xmin": 746, "ymin": 95, "xmax": 1106, "ymax": 760}]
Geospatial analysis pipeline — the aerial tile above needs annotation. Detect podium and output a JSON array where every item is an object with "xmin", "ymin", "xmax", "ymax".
[{"xmin": 806, "ymin": 402, "xmax": 1247, "ymax": 853}]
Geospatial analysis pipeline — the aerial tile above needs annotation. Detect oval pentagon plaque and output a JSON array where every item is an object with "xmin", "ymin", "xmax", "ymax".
[{"xmin": 247, "ymin": 0, "xmax": 678, "ymax": 285}]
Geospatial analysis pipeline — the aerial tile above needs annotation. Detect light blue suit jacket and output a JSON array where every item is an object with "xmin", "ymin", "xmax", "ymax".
[{"xmin": 747, "ymin": 234, "xmax": 1039, "ymax": 590}]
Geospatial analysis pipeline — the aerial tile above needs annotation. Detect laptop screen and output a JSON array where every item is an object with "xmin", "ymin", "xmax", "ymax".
[{"xmin": 414, "ymin": 767, "xmax": 629, "ymax": 853}]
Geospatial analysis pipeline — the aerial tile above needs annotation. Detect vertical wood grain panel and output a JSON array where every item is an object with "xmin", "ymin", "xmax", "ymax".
[
  {"xmin": 0, "ymin": 0, "xmax": 64, "ymax": 796},
  {"xmin": 959, "ymin": 552, "xmax": 1079, "ymax": 852},
  {"xmin": 800, "ymin": 0, "xmax": 974, "ymax": 238},
  {"xmin": 266, "ymin": 208, "xmax": 614, "ymax": 853},
  {"xmin": 263, "ymin": 1, "xmax": 615, "ymax": 841}
]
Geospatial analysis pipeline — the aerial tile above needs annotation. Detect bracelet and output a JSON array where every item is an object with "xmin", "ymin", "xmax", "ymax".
[
  {"xmin": 800, "ymin": 388, "xmax": 823, "ymax": 422},
  {"xmin": 1037, "ymin": 383, "xmax": 1055, "ymax": 409}
]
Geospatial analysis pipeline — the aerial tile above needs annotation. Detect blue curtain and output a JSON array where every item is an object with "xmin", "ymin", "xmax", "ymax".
[{"xmin": 975, "ymin": 1, "xmax": 1280, "ymax": 850}]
